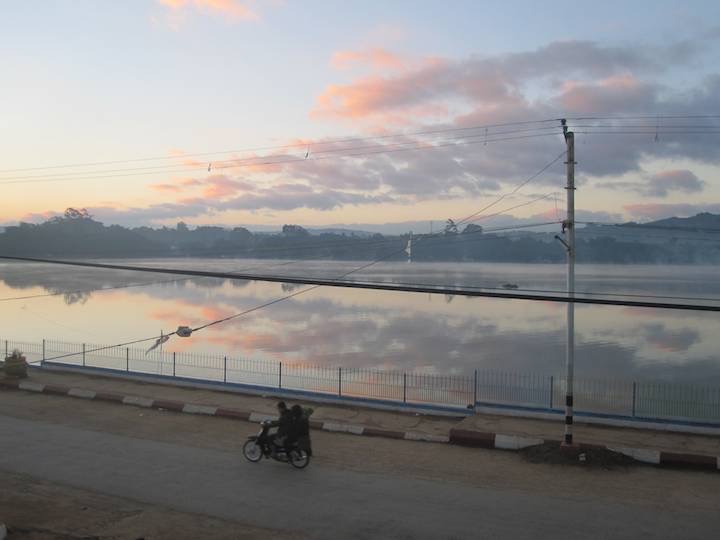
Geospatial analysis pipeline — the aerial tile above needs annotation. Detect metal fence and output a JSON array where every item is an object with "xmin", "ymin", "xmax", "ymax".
[
  {"xmin": 2, "ymin": 336, "xmax": 719, "ymax": 424},
  {"xmin": 475, "ymin": 369, "xmax": 720, "ymax": 423}
]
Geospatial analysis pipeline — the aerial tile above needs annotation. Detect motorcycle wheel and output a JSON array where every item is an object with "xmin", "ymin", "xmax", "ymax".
[
  {"xmin": 243, "ymin": 440, "xmax": 263, "ymax": 462},
  {"xmin": 288, "ymin": 449, "xmax": 310, "ymax": 469}
]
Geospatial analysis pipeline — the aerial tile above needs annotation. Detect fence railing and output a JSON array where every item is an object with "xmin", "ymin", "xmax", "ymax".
[{"xmin": 3, "ymin": 336, "xmax": 720, "ymax": 424}]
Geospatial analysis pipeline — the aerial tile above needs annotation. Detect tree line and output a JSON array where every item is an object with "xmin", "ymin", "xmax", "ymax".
[{"xmin": 1, "ymin": 208, "xmax": 718, "ymax": 263}]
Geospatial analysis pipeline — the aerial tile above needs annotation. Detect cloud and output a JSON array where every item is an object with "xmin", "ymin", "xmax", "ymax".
[
  {"xmin": 19, "ymin": 35, "xmax": 720, "ymax": 228},
  {"xmin": 202, "ymin": 176, "xmax": 254, "ymax": 198},
  {"xmin": 641, "ymin": 323, "xmax": 700, "ymax": 352},
  {"xmin": 312, "ymin": 41, "xmax": 661, "ymax": 122},
  {"xmin": 602, "ymin": 169, "xmax": 705, "ymax": 197},
  {"xmin": 217, "ymin": 184, "xmax": 395, "ymax": 211},
  {"xmin": 157, "ymin": 0, "xmax": 258, "ymax": 21},
  {"xmin": 331, "ymin": 48, "xmax": 406, "ymax": 71},
  {"xmin": 645, "ymin": 170, "xmax": 705, "ymax": 197},
  {"xmin": 555, "ymin": 74, "xmax": 656, "ymax": 114},
  {"xmin": 310, "ymin": 38, "xmax": 720, "ymax": 182}
]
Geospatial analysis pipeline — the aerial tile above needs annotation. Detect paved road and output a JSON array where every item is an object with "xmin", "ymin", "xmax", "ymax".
[{"xmin": 0, "ymin": 414, "xmax": 717, "ymax": 539}]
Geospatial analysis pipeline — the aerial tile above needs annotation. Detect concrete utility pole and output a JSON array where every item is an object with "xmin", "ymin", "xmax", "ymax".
[{"xmin": 562, "ymin": 119, "xmax": 576, "ymax": 446}]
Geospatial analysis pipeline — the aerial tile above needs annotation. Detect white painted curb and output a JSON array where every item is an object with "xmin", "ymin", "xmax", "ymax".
[
  {"xmin": 323, "ymin": 422, "xmax": 365, "ymax": 435},
  {"xmin": 404, "ymin": 432, "xmax": 449, "ymax": 443},
  {"xmin": 495, "ymin": 434, "xmax": 544, "ymax": 450},
  {"xmin": 18, "ymin": 381, "xmax": 44, "ymax": 392},
  {"xmin": 608, "ymin": 446, "xmax": 661, "ymax": 465}
]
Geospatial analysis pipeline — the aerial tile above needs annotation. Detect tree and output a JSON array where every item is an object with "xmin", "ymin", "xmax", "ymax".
[
  {"xmin": 64, "ymin": 208, "xmax": 92, "ymax": 220},
  {"xmin": 462, "ymin": 223, "xmax": 483, "ymax": 235},
  {"xmin": 282, "ymin": 224, "xmax": 309, "ymax": 236}
]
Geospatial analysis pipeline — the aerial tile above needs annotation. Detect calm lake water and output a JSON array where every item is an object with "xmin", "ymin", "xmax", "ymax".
[{"xmin": 1, "ymin": 259, "xmax": 719, "ymax": 385}]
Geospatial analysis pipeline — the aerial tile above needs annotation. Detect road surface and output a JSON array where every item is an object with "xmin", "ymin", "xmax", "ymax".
[{"xmin": 0, "ymin": 392, "xmax": 718, "ymax": 539}]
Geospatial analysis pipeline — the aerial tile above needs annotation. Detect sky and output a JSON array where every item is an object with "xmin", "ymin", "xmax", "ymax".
[{"xmin": 1, "ymin": 0, "xmax": 720, "ymax": 232}]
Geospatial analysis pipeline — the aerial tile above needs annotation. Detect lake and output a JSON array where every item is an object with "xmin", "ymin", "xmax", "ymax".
[{"xmin": 1, "ymin": 259, "xmax": 719, "ymax": 385}]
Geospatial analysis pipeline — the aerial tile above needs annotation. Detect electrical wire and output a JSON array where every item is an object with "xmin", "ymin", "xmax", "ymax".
[
  {"xmin": 0, "ymin": 118, "xmax": 562, "ymax": 174},
  {"xmin": 573, "ymin": 130, "xmax": 720, "ymax": 136},
  {"xmin": 0, "ymin": 277, "xmax": 191, "ymax": 302},
  {"xmin": 0, "ymin": 132, "xmax": 562, "ymax": 185},
  {"xmin": 565, "ymin": 115, "xmax": 720, "ymax": 121},
  {"xmin": 5, "ymin": 114, "xmax": 717, "ymax": 176},
  {"xmin": 348, "ymin": 277, "xmax": 720, "ymax": 304},
  {"xmin": 0, "ymin": 126, "xmax": 562, "ymax": 182},
  {"xmin": 455, "ymin": 151, "xmax": 566, "ymax": 226},
  {"xmin": 0, "ymin": 259, "xmax": 302, "ymax": 302}
]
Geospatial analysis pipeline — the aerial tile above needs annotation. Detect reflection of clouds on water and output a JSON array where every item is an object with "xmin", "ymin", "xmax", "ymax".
[
  {"xmin": 640, "ymin": 323, "xmax": 701, "ymax": 353},
  {"xmin": 2, "ymin": 261, "xmax": 720, "ymax": 384}
]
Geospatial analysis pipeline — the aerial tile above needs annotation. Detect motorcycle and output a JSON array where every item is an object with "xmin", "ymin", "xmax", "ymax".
[{"xmin": 242, "ymin": 420, "xmax": 311, "ymax": 469}]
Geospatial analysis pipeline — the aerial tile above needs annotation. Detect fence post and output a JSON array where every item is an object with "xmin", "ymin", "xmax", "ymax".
[
  {"xmin": 632, "ymin": 381, "xmax": 637, "ymax": 417},
  {"xmin": 82, "ymin": 343, "xmax": 86, "ymax": 367},
  {"xmin": 473, "ymin": 370, "xmax": 478, "ymax": 412},
  {"xmin": 403, "ymin": 373, "xmax": 407, "ymax": 403},
  {"xmin": 224, "ymin": 356, "xmax": 227, "ymax": 383},
  {"xmin": 278, "ymin": 361, "xmax": 282, "ymax": 389},
  {"xmin": 173, "ymin": 352, "xmax": 176, "ymax": 377},
  {"xmin": 338, "ymin": 367, "xmax": 342, "ymax": 397},
  {"xmin": 42, "ymin": 339, "xmax": 46, "ymax": 364},
  {"xmin": 549, "ymin": 375, "xmax": 554, "ymax": 409},
  {"xmin": 126, "ymin": 348, "xmax": 129, "ymax": 371},
  {"xmin": 4, "ymin": 339, "xmax": 7, "ymax": 358}
]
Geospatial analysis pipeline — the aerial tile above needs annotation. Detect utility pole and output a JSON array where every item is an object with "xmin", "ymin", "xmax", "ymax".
[{"xmin": 562, "ymin": 119, "xmax": 576, "ymax": 446}]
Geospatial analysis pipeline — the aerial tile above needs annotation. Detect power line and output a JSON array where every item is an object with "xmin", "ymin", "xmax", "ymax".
[
  {"xmin": 4, "ymin": 114, "xmax": 716, "ymax": 175},
  {"xmin": 0, "ymin": 132, "xmax": 562, "ymax": 185},
  {"xmin": 0, "ymin": 119, "xmax": 562, "ymax": 175},
  {"xmin": 465, "ymin": 192, "xmax": 559, "ymax": 224},
  {"xmin": 573, "ymin": 130, "xmax": 720, "ymax": 136},
  {"xmin": 565, "ymin": 115, "xmax": 720, "ymax": 121},
  {"xmin": 0, "ymin": 277, "xmax": 191, "ymax": 302},
  {"xmin": 351, "ymin": 278, "xmax": 720, "ymax": 304},
  {"xmin": 568, "ymin": 124, "xmax": 720, "ymax": 129},
  {"xmin": 0, "ymin": 126, "xmax": 562, "ymax": 181},
  {"xmin": 0, "ymin": 259, "xmax": 301, "ymax": 302},
  {"xmin": 456, "ymin": 151, "xmax": 566, "ymax": 226},
  {"xmin": 11, "ymin": 255, "xmax": 719, "ymax": 312}
]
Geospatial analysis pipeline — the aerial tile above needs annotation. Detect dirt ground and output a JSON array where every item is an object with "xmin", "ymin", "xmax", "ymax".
[{"xmin": 1, "ymin": 470, "xmax": 305, "ymax": 540}]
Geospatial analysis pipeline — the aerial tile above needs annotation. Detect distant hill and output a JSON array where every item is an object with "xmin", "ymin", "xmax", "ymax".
[
  {"xmin": 2, "ymin": 208, "xmax": 720, "ymax": 263},
  {"xmin": 642, "ymin": 212, "xmax": 720, "ymax": 230},
  {"xmin": 306, "ymin": 228, "xmax": 374, "ymax": 237}
]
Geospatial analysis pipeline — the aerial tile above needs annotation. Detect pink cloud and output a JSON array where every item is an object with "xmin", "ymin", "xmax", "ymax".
[
  {"xmin": 151, "ymin": 183, "xmax": 183, "ymax": 192},
  {"xmin": 331, "ymin": 48, "xmax": 406, "ymax": 71},
  {"xmin": 150, "ymin": 177, "xmax": 204, "ymax": 192},
  {"xmin": 157, "ymin": 0, "xmax": 257, "ymax": 20},
  {"xmin": 202, "ymin": 176, "xmax": 254, "ymax": 198},
  {"xmin": 556, "ymin": 74, "xmax": 654, "ymax": 113},
  {"xmin": 311, "ymin": 58, "xmax": 455, "ymax": 122}
]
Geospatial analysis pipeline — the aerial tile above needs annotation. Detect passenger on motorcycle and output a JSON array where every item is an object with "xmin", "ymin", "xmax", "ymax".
[{"xmin": 285, "ymin": 404, "xmax": 312, "ymax": 455}]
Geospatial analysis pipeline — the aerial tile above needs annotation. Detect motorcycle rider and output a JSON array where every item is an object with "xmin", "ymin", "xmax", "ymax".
[{"xmin": 268, "ymin": 401, "xmax": 293, "ymax": 450}]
